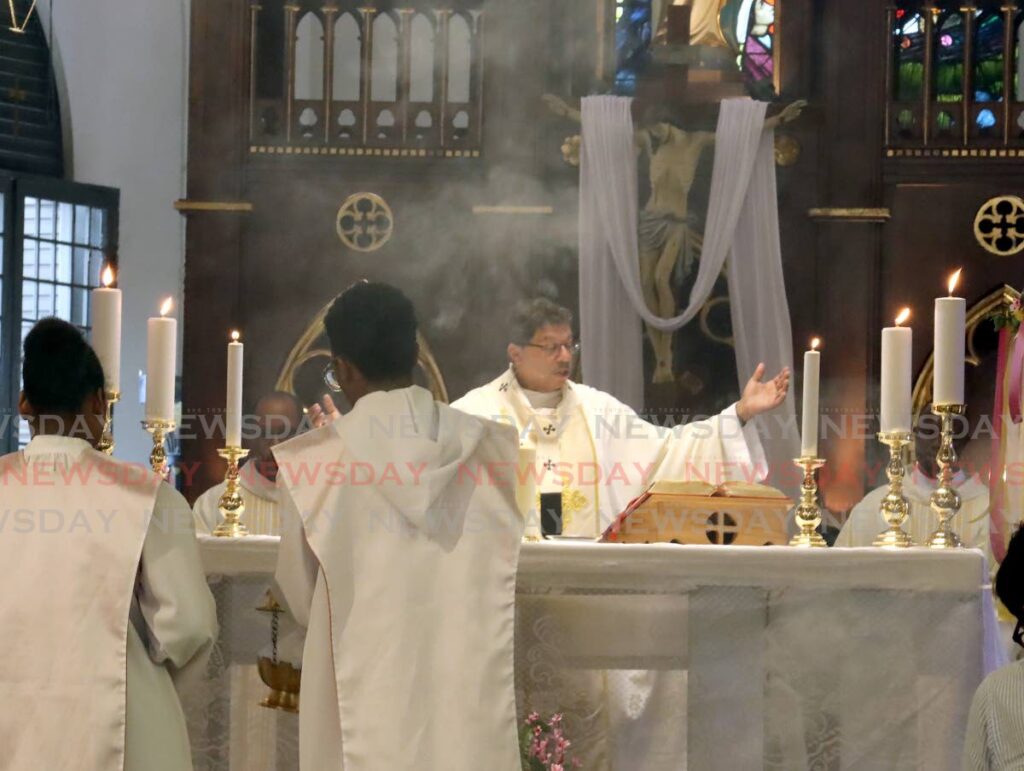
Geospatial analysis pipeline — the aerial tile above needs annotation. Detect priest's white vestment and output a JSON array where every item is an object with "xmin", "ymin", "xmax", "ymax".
[
  {"xmin": 0, "ymin": 435, "xmax": 218, "ymax": 771},
  {"xmin": 274, "ymin": 385, "xmax": 524, "ymax": 771},
  {"xmin": 193, "ymin": 463, "xmax": 282, "ymax": 535},
  {"xmin": 835, "ymin": 468, "xmax": 990, "ymax": 555},
  {"xmin": 454, "ymin": 368, "xmax": 765, "ymax": 771},
  {"xmin": 452, "ymin": 366, "xmax": 765, "ymax": 536}
]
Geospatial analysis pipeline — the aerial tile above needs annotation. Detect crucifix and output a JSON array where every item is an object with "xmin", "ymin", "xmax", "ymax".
[{"xmin": 544, "ymin": 8, "xmax": 804, "ymax": 383}]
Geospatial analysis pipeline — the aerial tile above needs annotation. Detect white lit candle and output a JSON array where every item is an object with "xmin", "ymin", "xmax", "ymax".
[
  {"xmin": 881, "ymin": 307, "xmax": 912, "ymax": 433},
  {"xmin": 226, "ymin": 330, "xmax": 243, "ymax": 447},
  {"xmin": 800, "ymin": 338, "xmax": 821, "ymax": 457},
  {"xmin": 934, "ymin": 269, "xmax": 966, "ymax": 406},
  {"xmin": 146, "ymin": 297, "xmax": 177, "ymax": 422},
  {"xmin": 91, "ymin": 265, "xmax": 121, "ymax": 394}
]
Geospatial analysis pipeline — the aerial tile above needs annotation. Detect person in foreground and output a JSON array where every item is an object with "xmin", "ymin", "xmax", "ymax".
[
  {"xmin": 452, "ymin": 297, "xmax": 790, "ymax": 536},
  {"xmin": 193, "ymin": 390, "xmax": 304, "ymax": 535},
  {"xmin": 273, "ymin": 282, "xmax": 524, "ymax": 771},
  {"xmin": 0, "ymin": 318, "xmax": 217, "ymax": 771},
  {"xmin": 964, "ymin": 523, "xmax": 1024, "ymax": 769}
]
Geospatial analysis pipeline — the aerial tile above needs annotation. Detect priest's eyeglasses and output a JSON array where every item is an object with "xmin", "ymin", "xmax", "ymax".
[
  {"xmin": 323, "ymin": 362, "xmax": 342, "ymax": 392},
  {"xmin": 524, "ymin": 341, "xmax": 580, "ymax": 358}
]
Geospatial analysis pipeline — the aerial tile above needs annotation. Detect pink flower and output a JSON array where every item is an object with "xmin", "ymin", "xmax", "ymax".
[{"xmin": 522, "ymin": 710, "xmax": 581, "ymax": 769}]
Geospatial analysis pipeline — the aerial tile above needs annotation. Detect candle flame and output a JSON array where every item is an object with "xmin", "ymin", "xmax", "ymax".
[
  {"xmin": 947, "ymin": 268, "xmax": 962, "ymax": 296},
  {"xmin": 159, "ymin": 297, "xmax": 173, "ymax": 317},
  {"xmin": 231, "ymin": 330, "xmax": 240, "ymax": 342},
  {"xmin": 101, "ymin": 265, "xmax": 115, "ymax": 288},
  {"xmin": 810, "ymin": 337, "xmax": 821, "ymax": 351},
  {"xmin": 895, "ymin": 307, "xmax": 911, "ymax": 326}
]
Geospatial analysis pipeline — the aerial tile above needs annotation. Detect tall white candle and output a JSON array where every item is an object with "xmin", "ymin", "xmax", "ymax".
[
  {"xmin": 800, "ymin": 339, "xmax": 821, "ymax": 457},
  {"xmin": 146, "ymin": 297, "xmax": 177, "ymax": 422},
  {"xmin": 91, "ymin": 265, "xmax": 121, "ymax": 394},
  {"xmin": 881, "ymin": 308, "xmax": 912, "ymax": 433},
  {"xmin": 226, "ymin": 331, "xmax": 244, "ymax": 447},
  {"xmin": 934, "ymin": 269, "xmax": 966, "ymax": 406}
]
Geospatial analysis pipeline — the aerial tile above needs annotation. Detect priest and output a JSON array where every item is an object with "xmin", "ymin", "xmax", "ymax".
[
  {"xmin": 274, "ymin": 282, "xmax": 524, "ymax": 771},
  {"xmin": 0, "ymin": 318, "xmax": 217, "ymax": 770},
  {"xmin": 193, "ymin": 390, "xmax": 304, "ymax": 535},
  {"xmin": 451, "ymin": 297, "xmax": 790, "ymax": 537}
]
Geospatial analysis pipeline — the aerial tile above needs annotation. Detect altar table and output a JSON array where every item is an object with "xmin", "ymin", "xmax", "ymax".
[{"xmin": 185, "ymin": 537, "xmax": 1002, "ymax": 770}]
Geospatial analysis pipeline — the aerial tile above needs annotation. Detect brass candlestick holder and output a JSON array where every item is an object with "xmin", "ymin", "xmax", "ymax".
[
  {"xmin": 96, "ymin": 390, "xmax": 120, "ymax": 455},
  {"xmin": 874, "ymin": 431, "xmax": 914, "ymax": 548},
  {"xmin": 927, "ymin": 403, "xmax": 966, "ymax": 549},
  {"xmin": 213, "ymin": 446, "xmax": 249, "ymax": 538},
  {"xmin": 142, "ymin": 418, "xmax": 175, "ymax": 477},
  {"xmin": 790, "ymin": 456, "xmax": 827, "ymax": 547},
  {"xmin": 256, "ymin": 590, "xmax": 300, "ymax": 713}
]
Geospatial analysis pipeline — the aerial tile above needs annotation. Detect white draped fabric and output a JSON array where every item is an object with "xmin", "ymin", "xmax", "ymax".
[{"xmin": 578, "ymin": 96, "xmax": 798, "ymax": 485}]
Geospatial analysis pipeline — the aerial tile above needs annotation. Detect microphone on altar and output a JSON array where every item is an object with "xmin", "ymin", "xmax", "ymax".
[{"xmin": 540, "ymin": 492, "xmax": 563, "ymax": 537}]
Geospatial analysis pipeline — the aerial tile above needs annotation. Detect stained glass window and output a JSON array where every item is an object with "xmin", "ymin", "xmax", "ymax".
[
  {"xmin": 735, "ymin": 0, "xmax": 776, "ymax": 97},
  {"xmin": 935, "ymin": 12, "xmax": 965, "ymax": 102},
  {"xmin": 614, "ymin": 0, "xmax": 652, "ymax": 94},
  {"xmin": 894, "ymin": 10, "xmax": 925, "ymax": 102},
  {"xmin": 974, "ymin": 11, "xmax": 1006, "ymax": 103}
]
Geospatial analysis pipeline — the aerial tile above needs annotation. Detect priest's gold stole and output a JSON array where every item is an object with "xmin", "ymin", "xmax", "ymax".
[{"xmin": 603, "ymin": 481, "xmax": 792, "ymax": 546}]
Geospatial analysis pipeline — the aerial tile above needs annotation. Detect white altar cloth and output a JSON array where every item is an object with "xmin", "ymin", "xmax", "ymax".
[{"xmin": 187, "ymin": 538, "xmax": 999, "ymax": 770}]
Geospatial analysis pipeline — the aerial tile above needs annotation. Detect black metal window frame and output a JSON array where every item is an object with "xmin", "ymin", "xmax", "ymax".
[{"xmin": 0, "ymin": 173, "xmax": 119, "ymax": 454}]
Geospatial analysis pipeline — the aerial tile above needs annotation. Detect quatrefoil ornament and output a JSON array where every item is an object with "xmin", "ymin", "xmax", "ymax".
[
  {"xmin": 974, "ymin": 195, "xmax": 1024, "ymax": 257},
  {"xmin": 336, "ymin": 193, "xmax": 394, "ymax": 253}
]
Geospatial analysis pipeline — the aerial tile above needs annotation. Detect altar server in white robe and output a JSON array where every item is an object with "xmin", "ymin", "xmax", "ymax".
[
  {"xmin": 193, "ymin": 390, "xmax": 304, "ymax": 535},
  {"xmin": 0, "ymin": 318, "xmax": 217, "ymax": 771},
  {"xmin": 274, "ymin": 282, "xmax": 524, "ymax": 771},
  {"xmin": 836, "ymin": 425, "xmax": 990, "ymax": 554},
  {"xmin": 451, "ymin": 298, "xmax": 790, "ymax": 537}
]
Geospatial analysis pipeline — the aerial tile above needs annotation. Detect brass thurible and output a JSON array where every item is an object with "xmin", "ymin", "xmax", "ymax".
[
  {"xmin": 874, "ymin": 431, "xmax": 914, "ymax": 548},
  {"xmin": 256, "ymin": 590, "xmax": 300, "ymax": 712},
  {"xmin": 97, "ymin": 390, "xmax": 120, "ymax": 455},
  {"xmin": 790, "ymin": 457, "xmax": 827, "ymax": 548},
  {"xmin": 213, "ymin": 446, "xmax": 250, "ymax": 538},
  {"xmin": 142, "ymin": 419, "xmax": 175, "ymax": 478},
  {"xmin": 927, "ymin": 404, "xmax": 966, "ymax": 549}
]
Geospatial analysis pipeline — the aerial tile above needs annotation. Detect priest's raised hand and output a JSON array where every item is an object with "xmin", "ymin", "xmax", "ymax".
[{"xmin": 736, "ymin": 362, "xmax": 791, "ymax": 423}]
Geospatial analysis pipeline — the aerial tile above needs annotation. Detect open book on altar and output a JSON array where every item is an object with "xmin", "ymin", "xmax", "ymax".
[{"xmin": 601, "ymin": 480, "xmax": 793, "ymax": 546}]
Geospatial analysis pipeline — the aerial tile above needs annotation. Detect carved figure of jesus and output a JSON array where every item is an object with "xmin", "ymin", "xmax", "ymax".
[{"xmin": 543, "ymin": 94, "xmax": 805, "ymax": 383}]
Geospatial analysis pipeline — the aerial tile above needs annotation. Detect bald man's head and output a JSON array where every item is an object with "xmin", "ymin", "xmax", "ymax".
[{"xmin": 251, "ymin": 390, "xmax": 305, "ymax": 482}]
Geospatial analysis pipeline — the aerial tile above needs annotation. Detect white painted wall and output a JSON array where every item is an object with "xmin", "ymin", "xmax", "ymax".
[{"xmin": 39, "ymin": 0, "xmax": 189, "ymax": 464}]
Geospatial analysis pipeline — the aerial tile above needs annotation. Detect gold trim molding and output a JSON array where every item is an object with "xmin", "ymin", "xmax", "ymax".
[
  {"xmin": 808, "ymin": 207, "xmax": 891, "ymax": 223},
  {"xmin": 250, "ymin": 146, "xmax": 481, "ymax": 159},
  {"xmin": 276, "ymin": 301, "xmax": 448, "ymax": 404},
  {"xmin": 471, "ymin": 205, "xmax": 554, "ymax": 215},
  {"xmin": 911, "ymin": 284, "xmax": 1020, "ymax": 419},
  {"xmin": 174, "ymin": 200, "xmax": 254, "ymax": 213},
  {"xmin": 886, "ymin": 147, "xmax": 1024, "ymax": 159}
]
